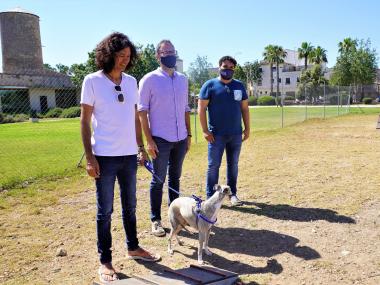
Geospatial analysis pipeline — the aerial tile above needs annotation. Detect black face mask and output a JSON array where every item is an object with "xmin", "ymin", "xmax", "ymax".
[
  {"xmin": 160, "ymin": 55, "xmax": 177, "ymax": 68},
  {"xmin": 220, "ymin": 69, "xmax": 234, "ymax": 80}
]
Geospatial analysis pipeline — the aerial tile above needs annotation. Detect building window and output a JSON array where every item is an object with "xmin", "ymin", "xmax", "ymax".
[
  {"xmin": 272, "ymin": 66, "xmax": 276, "ymax": 71},
  {"xmin": 297, "ymin": 77, "xmax": 300, "ymax": 83},
  {"xmin": 265, "ymin": 91, "xmax": 267, "ymax": 94},
  {"xmin": 285, "ymin": 78, "xmax": 291, "ymax": 85},
  {"xmin": 271, "ymin": 78, "xmax": 274, "ymax": 83},
  {"xmin": 257, "ymin": 80, "xmax": 262, "ymax": 86},
  {"xmin": 259, "ymin": 67, "xmax": 263, "ymax": 72},
  {"xmin": 278, "ymin": 78, "xmax": 281, "ymax": 83}
]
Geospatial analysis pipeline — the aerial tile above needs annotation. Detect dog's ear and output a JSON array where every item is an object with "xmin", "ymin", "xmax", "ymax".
[
  {"xmin": 223, "ymin": 186, "xmax": 231, "ymax": 194},
  {"xmin": 213, "ymin": 184, "xmax": 221, "ymax": 192}
]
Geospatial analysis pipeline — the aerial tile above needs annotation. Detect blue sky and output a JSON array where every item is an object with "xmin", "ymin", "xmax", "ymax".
[{"xmin": 0, "ymin": 0, "xmax": 379, "ymax": 72}]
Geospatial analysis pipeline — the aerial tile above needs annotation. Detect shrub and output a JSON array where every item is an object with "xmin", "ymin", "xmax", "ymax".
[
  {"xmin": 363, "ymin": 97, "xmax": 373, "ymax": 104},
  {"xmin": 329, "ymin": 95, "xmax": 339, "ymax": 105},
  {"xmin": 258, "ymin": 95, "xmax": 275, "ymax": 106},
  {"xmin": 60, "ymin": 106, "xmax": 81, "ymax": 118},
  {"xmin": 285, "ymin": 96, "xmax": 295, "ymax": 101},
  {"xmin": 13, "ymin": 113, "xmax": 29, "ymax": 122},
  {"xmin": 248, "ymin": 96, "xmax": 257, "ymax": 106},
  {"xmin": 0, "ymin": 113, "xmax": 3, "ymax": 123},
  {"xmin": 45, "ymin": 108, "xmax": 63, "ymax": 118},
  {"xmin": 29, "ymin": 109, "xmax": 38, "ymax": 118},
  {"xmin": 1, "ymin": 114, "xmax": 15, "ymax": 124}
]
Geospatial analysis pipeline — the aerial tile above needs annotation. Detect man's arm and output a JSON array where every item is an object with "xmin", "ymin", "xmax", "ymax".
[
  {"xmin": 185, "ymin": 111, "xmax": 191, "ymax": 151},
  {"xmin": 198, "ymin": 99, "xmax": 214, "ymax": 143},
  {"xmin": 138, "ymin": 110, "xmax": 158, "ymax": 159},
  {"xmin": 80, "ymin": 104, "xmax": 99, "ymax": 178},
  {"xmin": 135, "ymin": 105, "xmax": 147, "ymax": 164},
  {"xmin": 241, "ymin": 99, "xmax": 250, "ymax": 141}
]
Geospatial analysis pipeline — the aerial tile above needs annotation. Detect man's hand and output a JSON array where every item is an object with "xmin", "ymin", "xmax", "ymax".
[
  {"xmin": 86, "ymin": 156, "xmax": 100, "ymax": 178},
  {"xmin": 203, "ymin": 130, "xmax": 215, "ymax": 143},
  {"xmin": 243, "ymin": 129, "xmax": 250, "ymax": 142},
  {"xmin": 146, "ymin": 139, "xmax": 159, "ymax": 159},
  {"xmin": 137, "ymin": 149, "xmax": 148, "ymax": 166}
]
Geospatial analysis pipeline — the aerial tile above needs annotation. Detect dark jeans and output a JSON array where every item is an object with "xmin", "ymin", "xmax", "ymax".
[
  {"xmin": 95, "ymin": 155, "xmax": 139, "ymax": 264},
  {"xmin": 206, "ymin": 135, "xmax": 242, "ymax": 198},
  {"xmin": 150, "ymin": 136, "xmax": 187, "ymax": 222}
]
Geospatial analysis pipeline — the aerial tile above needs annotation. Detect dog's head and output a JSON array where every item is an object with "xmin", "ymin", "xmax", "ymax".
[{"xmin": 213, "ymin": 184, "xmax": 232, "ymax": 199}]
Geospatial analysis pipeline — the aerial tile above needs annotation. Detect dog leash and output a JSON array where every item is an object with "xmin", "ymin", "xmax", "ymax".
[{"xmin": 143, "ymin": 160, "xmax": 216, "ymax": 225}]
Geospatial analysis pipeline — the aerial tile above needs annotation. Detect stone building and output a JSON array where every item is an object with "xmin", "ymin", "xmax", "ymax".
[{"xmin": 0, "ymin": 7, "xmax": 76, "ymax": 114}]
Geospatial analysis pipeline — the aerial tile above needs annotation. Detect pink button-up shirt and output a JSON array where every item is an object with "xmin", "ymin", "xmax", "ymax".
[{"xmin": 138, "ymin": 68, "xmax": 190, "ymax": 142}]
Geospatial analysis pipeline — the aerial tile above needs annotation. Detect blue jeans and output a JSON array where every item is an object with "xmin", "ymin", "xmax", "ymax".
[
  {"xmin": 95, "ymin": 155, "xmax": 139, "ymax": 264},
  {"xmin": 150, "ymin": 136, "xmax": 188, "ymax": 222},
  {"xmin": 206, "ymin": 135, "xmax": 242, "ymax": 198}
]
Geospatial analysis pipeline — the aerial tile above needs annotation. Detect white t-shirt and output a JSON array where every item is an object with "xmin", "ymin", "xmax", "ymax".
[{"xmin": 80, "ymin": 70, "xmax": 138, "ymax": 156}]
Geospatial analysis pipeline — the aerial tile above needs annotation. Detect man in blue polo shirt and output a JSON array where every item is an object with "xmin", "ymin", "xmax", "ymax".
[{"xmin": 198, "ymin": 55, "xmax": 250, "ymax": 206}]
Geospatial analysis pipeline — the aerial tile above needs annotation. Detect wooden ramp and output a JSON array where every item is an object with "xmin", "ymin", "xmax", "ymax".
[
  {"xmin": 377, "ymin": 115, "xmax": 380, "ymax": 129},
  {"xmin": 94, "ymin": 265, "xmax": 238, "ymax": 285}
]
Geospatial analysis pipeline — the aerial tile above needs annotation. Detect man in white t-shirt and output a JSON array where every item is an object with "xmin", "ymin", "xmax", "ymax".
[{"xmin": 80, "ymin": 32, "xmax": 160, "ymax": 284}]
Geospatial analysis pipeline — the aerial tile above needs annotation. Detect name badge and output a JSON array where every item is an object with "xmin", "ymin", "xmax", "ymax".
[{"xmin": 234, "ymin": 90, "xmax": 242, "ymax": 101}]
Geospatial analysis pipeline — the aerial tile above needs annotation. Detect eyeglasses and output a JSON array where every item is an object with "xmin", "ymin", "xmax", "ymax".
[{"xmin": 115, "ymin": 85, "xmax": 124, "ymax": 103}]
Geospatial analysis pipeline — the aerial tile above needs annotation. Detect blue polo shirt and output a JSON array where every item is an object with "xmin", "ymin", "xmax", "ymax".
[{"xmin": 199, "ymin": 78, "xmax": 248, "ymax": 135}]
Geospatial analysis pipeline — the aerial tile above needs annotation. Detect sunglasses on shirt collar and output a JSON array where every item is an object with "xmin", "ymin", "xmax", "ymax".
[{"xmin": 114, "ymin": 85, "xmax": 124, "ymax": 103}]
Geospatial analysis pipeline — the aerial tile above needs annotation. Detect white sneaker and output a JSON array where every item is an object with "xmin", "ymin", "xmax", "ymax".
[
  {"xmin": 151, "ymin": 220, "xmax": 166, "ymax": 237},
  {"xmin": 230, "ymin": 195, "xmax": 243, "ymax": 206}
]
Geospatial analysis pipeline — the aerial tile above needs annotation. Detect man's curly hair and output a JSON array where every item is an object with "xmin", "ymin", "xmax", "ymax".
[{"xmin": 95, "ymin": 32, "xmax": 137, "ymax": 73}]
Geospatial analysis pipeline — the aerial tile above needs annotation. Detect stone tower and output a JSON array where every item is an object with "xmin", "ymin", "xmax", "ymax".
[{"xmin": 0, "ymin": 7, "xmax": 44, "ymax": 74}]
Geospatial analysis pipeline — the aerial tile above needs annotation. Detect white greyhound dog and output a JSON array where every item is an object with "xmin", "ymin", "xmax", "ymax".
[{"xmin": 167, "ymin": 184, "xmax": 232, "ymax": 264}]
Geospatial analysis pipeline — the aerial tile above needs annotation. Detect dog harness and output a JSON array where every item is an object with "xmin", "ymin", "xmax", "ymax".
[{"xmin": 144, "ymin": 160, "xmax": 217, "ymax": 225}]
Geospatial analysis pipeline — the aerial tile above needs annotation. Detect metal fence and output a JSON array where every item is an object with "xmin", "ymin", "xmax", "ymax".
[{"xmin": 0, "ymin": 75, "xmax": 379, "ymax": 190}]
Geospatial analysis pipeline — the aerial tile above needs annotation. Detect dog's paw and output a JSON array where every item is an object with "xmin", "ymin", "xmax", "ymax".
[
  {"xmin": 197, "ymin": 259, "xmax": 204, "ymax": 265},
  {"xmin": 204, "ymin": 248, "xmax": 213, "ymax": 256},
  {"xmin": 168, "ymin": 249, "xmax": 174, "ymax": 255}
]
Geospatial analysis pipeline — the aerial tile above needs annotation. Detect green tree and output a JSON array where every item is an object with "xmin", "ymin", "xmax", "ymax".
[
  {"xmin": 338, "ymin": 38, "xmax": 357, "ymax": 53},
  {"xmin": 69, "ymin": 50, "xmax": 97, "ymax": 88},
  {"xmin": 298, "ymin": 42, "xmax": 314, "ymax": 70},
  {"xmin": 233, "ymin": 64, "xmax": 246, "ymax": 86},
  {"xmin": 263, "ymin": 44, "xmax": 276, "ymax": 96},
  {"xmin": 129, "ymin": 44, "xmax": 159, "ymax": 83},
  {"xmin": 243, "ymin": 61, "xmax": 262, "ymax": 96},
  {"xmin": 272, "ymin": 45, "xmax": 287, "ymax": 106},
  {"xmin": 310, "ymin": 46, "xmax": 328, "ymax": 64},
  {"xmin": 55, "ymin": 64, "xmax": 71, "ymax": 75},
  {"xmin": 187, "ymin": 55, "xmax": 213, "ymax": 94},
  {"xmin": 43, "ymin": 63, "xmax": 56, "ymax": 71},
  {"xmin": 296, "ymin": 64, "xmax": 328, "ymax": 102},
  {"xmin": 331, "ymin": 38, "xmax": 377, "ymax": 101}
]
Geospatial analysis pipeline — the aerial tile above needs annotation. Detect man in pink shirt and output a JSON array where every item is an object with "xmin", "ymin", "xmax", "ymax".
[{"xmin": 138, "ymin": 40, "xmax": 191, "ymax": 237}]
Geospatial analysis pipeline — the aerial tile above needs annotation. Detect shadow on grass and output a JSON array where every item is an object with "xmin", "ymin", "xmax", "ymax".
[
  {"xmin": 224, "ymin": 201, "xmax": 356, "ymax": 224},
  {"xmin": 172, "ymin": 226, "xmax": 320, "ymax": 277}
]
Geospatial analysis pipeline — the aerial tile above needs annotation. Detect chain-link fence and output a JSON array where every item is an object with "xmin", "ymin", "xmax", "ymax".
[{"xmin": 0, "ymin": 75, "xmax": 379, "ymax": 190}]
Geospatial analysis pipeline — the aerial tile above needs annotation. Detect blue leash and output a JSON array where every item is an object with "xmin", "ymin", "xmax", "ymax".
[{"xmin": 143, "ymin": 160, "xmax": 217, "ymax": 225}]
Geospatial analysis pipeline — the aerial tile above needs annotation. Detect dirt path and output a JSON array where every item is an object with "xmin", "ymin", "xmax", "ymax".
[{"xmin": 1, "ymin": 114, "xmax": 379, "ymax": 285}]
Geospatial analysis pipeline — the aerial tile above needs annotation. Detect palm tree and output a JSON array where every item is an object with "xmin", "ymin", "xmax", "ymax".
[
  {"xmin": 338, "ymin": 37, "xmax": 357, "ymax": 53},
  {"xmin": 298, "ymin": 42, "xmax": 314, "ymax": 70},
  {"xmin": 263, "ymin": 45, "xmax": 276, "ymax": 96},
  {"xmin": 310, "ymin": 46, "xmax": 328, "ymax": 64},
  {"xmin": 272, "ymin": 45, "xmax": 287, "ymax": 106}
]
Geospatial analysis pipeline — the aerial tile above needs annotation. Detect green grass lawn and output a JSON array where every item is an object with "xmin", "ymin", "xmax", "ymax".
[{"xmin": 0, "ymin": 106, "xmax": 379, "ymax": 189}]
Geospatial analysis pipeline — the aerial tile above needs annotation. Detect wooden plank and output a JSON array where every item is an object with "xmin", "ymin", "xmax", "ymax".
[
  {"xmin": 164, "ymin": 269, "xmax": 203, "ymax": 284},
  {"xmin": 190, "ymin": 265, "xmax": 228, "ymax": 277}
]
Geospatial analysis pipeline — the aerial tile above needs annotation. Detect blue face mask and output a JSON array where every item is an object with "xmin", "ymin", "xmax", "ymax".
[
  {"xmin": 220, "ymin": 69, "xmax": 234, "ymax": 80},
  {"xmin": 160, "ymin": 55, "xmax": 177, "ymax": 68}
]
